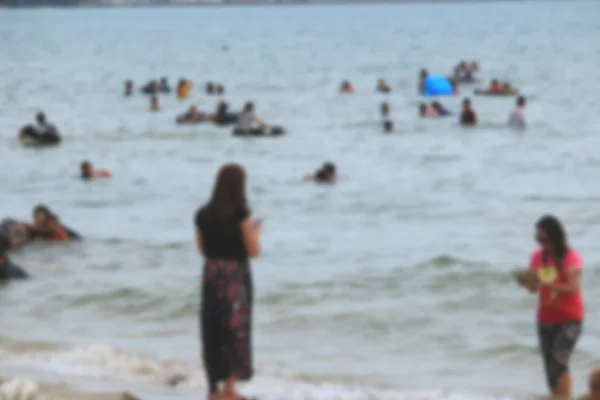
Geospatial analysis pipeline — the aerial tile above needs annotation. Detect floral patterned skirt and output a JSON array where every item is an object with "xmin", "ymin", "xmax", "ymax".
[{"xmin": 200, "ymin": 259, "xmax": 253, "ymax": 391}]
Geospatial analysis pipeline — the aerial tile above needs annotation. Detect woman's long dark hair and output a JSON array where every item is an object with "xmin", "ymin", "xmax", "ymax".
[
  {"xmin": 205, "ymin": 164, "xmax": 248, "ymax": 218},
  {"xmin": 537, "ymin": 215, "xmax": 569, "ymax": 275}
]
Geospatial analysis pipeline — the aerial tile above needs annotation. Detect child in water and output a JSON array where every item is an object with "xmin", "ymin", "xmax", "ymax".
[
  {"xmin": 80, "ymin": 161, "xmax": 111, "ymax": 180},
  {"xmin": 150, "ymin": 95, "xmax": 160, "ymax": 111},
  {"xmin": 304, "ymin": 162, "xmax": 337, "ymax": 184}
]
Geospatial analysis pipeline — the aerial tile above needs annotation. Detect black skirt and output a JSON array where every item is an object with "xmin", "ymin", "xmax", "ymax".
[{"xmin": 200, "ymin": 259, "xmax": 253, "ymax": 390}]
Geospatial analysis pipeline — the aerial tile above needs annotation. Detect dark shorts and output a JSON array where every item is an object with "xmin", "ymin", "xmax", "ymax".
[{"xmin": 537, "ymin": 321, "xmax": 582, "ymax": 390}]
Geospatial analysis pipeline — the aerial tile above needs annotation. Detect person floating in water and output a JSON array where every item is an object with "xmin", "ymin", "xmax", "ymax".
[
  {"xmin": 33, "ymin": 112, "xmax": 59, "ymax": 136},
  {"xmin": 176, "ymin": 105, "xmax": 206, "ymax": 124},
  {"xmin": 419, "ymin": 101, "xmax": 450, "ymax": 118},
  {"xmin": 124, "ymin": 80, "xmax": 134, "ymax": 97},
  {"xmin": 141, "ymin": 80, "xmax": 158, "ymax": 95},
  {"xmin": 419, "ymin": 102, "xmax": 437, "ymax": 117},
  {"xmin": 383, "ymin": 120, "xmax": 394, "ymax": 133},
  {"xmin": 459, "ymin": 97, "xmax": 477, "ymax": 126},
  {"xmin": 177, "ymin": 78, "xmax": 193, "ymax": 100},
  {"xmin": 215, "ymin": 84, "xmax": 224, "ymax": 95},
  {"xmin": 80, "ymin": 161, "xmax": 111, "ymax": 180},
  {"xmin": 211, "ymin": 102, "xmax": 239, "ymax": 126},
  {"xmin": 158, "ymin": 77, "xmax": 171, "ymax": 94},
  {"xmin": 508, "ymin": 96, "xmax": 526, "ymax": 130},
  {"xmin": 29, "ymin": 205, "xmax": 80, "ymax": 241},
  {"xmin": 150, "ymin": 95, "xmax": 160, "ymax": 111},
  {"xmin": 0, "ymin": 235, "xmax": 28, "ymax": 281},
  {"xmin": 380, "ymin": 102, "xmax": 390, "ymax": 118},
  {"xmin": 0, "ymin": 219, "xmax": 29, "ymax": 249},
  {"xmin": 480, "ymin": 79, "xmax": 516, "ymax": 95},
  {"xmin": 304, "ymin": 162, "xmax": 336, "ymax": 184},
  {"xmin": 431, "ymin": 101, "xmax": 451, "ymax": 116},
  {"xmin": 205, "ymin": 82, "xmax": 215, "ymax": 95},
  {"xmin": 339, "ymin": 80, "xmax": 354, "ymax": 93},
  {"xmin": 234, "ymin": 102, "xmax": 269, "ymax": 134},
  {"xmin": 376, "ymin": 78, "xmax": 391, "ymax": 93}
]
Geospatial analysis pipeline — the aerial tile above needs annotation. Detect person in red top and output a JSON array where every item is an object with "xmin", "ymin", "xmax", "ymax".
[
  {"xmin": 30, "ymin": 205, "xmax": 70, "ymax": 241},
  {"xmin": 516, "ymin": 215, "xmax": 584, "ymax": 398}
]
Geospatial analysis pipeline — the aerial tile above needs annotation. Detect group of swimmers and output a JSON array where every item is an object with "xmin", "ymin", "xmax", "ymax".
[
  {"xmin": 0, "ymin": 206, "xmax": 82, "ymax": 281},
  {"xmin": 338, "ymin": 78, "xmax": 392, "ymax": 94}
]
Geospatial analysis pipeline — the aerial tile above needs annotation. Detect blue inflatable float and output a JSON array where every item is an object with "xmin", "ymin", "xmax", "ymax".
[{"xmin": 422, "ymin": 75, "xmax": 454, "ymax": 96}]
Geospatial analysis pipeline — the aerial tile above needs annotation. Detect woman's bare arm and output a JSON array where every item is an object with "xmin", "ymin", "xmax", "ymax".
[{"xmin": 240, "ymin": 217, "xmax": 261, "ymax": 258}]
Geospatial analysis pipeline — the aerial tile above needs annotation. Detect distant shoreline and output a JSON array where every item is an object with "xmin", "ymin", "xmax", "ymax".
[{"xmin": 0, "ymin": 0, "xmax": 553, "ymax": 9}]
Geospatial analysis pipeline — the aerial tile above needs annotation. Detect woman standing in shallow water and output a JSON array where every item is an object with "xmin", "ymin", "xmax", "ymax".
[
  {"xmin": 516, "ymin": 215, "xmax": 584, "ymax": 398},
  {"xmin": 194, "ymin": 164, "xmax": 262, "ymax": 400}
]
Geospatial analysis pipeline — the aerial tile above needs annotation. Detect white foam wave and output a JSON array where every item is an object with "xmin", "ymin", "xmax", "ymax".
[{"xmin": 0, "ymin": 344, "xmax": 514, "ymax": 400}]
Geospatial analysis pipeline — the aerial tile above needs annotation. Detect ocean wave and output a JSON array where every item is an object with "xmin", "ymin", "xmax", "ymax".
[{"xmin": 0, "ymin": 337, "xmax": 516, "ymax": 400}]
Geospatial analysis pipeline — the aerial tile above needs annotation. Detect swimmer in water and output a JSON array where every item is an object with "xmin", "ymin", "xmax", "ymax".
[
  {"xmin": 150, "ymin": 95, "xmax": 160, "ymax": 111},
  {"xmin": 29, "ymin": 205, "xmax": 72, "ymax": 241},
  {"xmin": 383, "ymin": 120, "xmax": 394, "ymax": 132},
  {"xmin": 501, "ymin": 82, "xmax": 516, "ymax": 95},
  {"xmin": 235, "ymin": 102, "xmax": 269, "ymax": 133},
  {"xmin": 215, "ymin": 84, "xmax": 224, "ymax": 95},
  {"xmin": 418, "ymin": 68, "xmax": 428, "ymax": 94},
  {"xmin": 459, "ymin": 97, "xmax": 477, "ymax": 126},
  {"xmin": 80, "ymin": 160, "xmax": 111, "ymax": 180},
  {"xmin": 468, "ymin": 61, "xmax": 479, "ymax": 72},
  {"xmin": 376, "ymin": 78, "xmax": 391, "ymax": 93},
  {"xmin": 0, "ymin": 235, "xmax": 28, "ymax": 281},
  {"xmin": 177, "ymin": 78, "xmax": 193, "ymax": 100},
  {"xmin": 380, "ymin": 102, "xmax": 390, "ymax": 118},
  {"xmin": 158, "ymin": 77, "xmax": 171, "ymax": 93},
  {"xmin": 508, "ymin": 96, "xmax": 526, "ymax": 129},
  {"xmin": 339, "ymin": 80, "xmax": 354, "ymax": 93},
  {"xmin": 431, "ymin": 101, "xmax": 451, "ymax": 116},
  {"xmin": 206, "ymin": 82, "xmax": 215, "ymax": 95},
  {"xmin": 124, "ymin": 80, "xmax": 133, "ymax": 97},
  {"xmin": 142, "ymin": 80, "xmax": 158, "ymax": 95},
  {"xmin": 419, "ymin": 102, "xmax": 437, "ymax": 117},
  {"xmin": 487, "ymin": 79, "xmax": 502, "ymax": 94},
  {"xmin": 580, "ymin": 369, "xmax": 600, "ymax": 400},
  {"xmin": 304, "ymin": 162, "xmax": 336, "ymax": 184},
  {"xmin": 177, "ymin": 105, "xmax": 205, "ymax": 124}
]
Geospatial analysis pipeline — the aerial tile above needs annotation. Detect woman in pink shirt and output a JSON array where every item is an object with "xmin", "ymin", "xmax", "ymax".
[{"xmin": 516, "ymin": 215, "xmax": 584, "ymax": 398}]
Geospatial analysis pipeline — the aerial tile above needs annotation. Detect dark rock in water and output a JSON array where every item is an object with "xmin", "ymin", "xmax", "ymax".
[
  {"xmin": 121, "ymin": 391, "xmax": 141, "ymax": 400},
  {"xmin": 165, "ymin": 373, "xmax": 187, "ymax": 387}
]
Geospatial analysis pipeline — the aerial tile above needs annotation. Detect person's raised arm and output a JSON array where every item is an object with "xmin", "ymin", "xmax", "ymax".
[{"xmin": 240, "ymin": 217, "xmax": 261, "ymax": 258}]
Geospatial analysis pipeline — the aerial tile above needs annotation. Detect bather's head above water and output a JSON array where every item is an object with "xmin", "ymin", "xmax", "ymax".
[
  {"xmin": 419, "ymin": 102, "xmax": 427, "ymax": 116},
  {"xmin": 36, "ymin": 112, "xmax": 46, "ymax": 125},
  {"xmin": 33, "ymin": 205, "xmax": 52, "ymax": 228},
  {"xmin": 206, "ymin": 82, "xmax": 214, "ymax": 94},
  {"xmin": 81, "ymin": 160, "xmax": 93, "ymax": 180},
  {"xmin": 380, "ymin": 102, "xmax": 389, "ymax": 117},
  {"xmin": 243, "ymin": 101, "xmax": 255, "ymax": 113},
  {"xmin": 383, "ymin": 120, "xmax": 394, "ymax": 132},
  {"xmin": 216, "ymin": 101, "xmax": 228, "ymax": 115},
  {"xmin": 215, "ymin": 84, "xmax": 224, "ymax": 95},
  {"xmin": 124, "ymin": 80, "xmax": 133, "ymax": 96}
]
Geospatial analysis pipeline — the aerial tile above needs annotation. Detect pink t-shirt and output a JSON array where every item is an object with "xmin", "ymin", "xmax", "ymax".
[{"xmin": 529, "ymin": 248, "xmax": 584, "ymax": 324}]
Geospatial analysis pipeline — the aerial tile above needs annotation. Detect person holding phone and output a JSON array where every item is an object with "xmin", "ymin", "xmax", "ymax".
[
  {"xmin": 516, "ymin": 215, "xmax": 584, "ymax": 399},
  {"xmin": 194, "ymin": 163, "xmax": 262, "ymax": 400}
]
